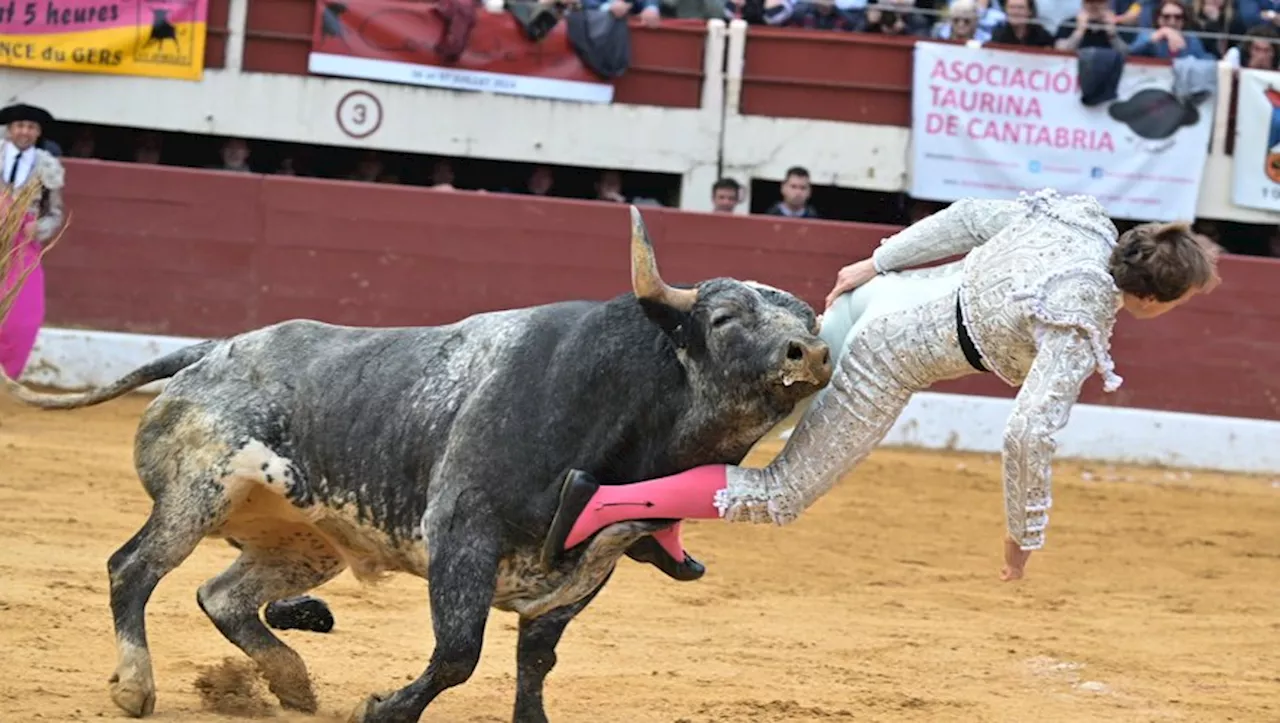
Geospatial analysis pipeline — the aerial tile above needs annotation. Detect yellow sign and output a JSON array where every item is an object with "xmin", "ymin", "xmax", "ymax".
[{"xmin": 0, "ymin": 0, "xmax": 207, "ymax": 80}]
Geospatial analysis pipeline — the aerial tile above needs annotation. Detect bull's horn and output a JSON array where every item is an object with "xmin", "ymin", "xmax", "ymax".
[{"xmin": 630, "ymin": 205, "xmax": 697, "ymax": 312}]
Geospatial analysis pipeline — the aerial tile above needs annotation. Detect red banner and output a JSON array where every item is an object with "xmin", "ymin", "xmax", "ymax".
[{"xmin": 309, "ymin": 0, "xmax": 614, "ymax": 104}]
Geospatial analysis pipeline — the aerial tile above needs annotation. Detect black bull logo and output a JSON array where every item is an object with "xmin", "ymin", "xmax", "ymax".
[{"xmin": 143, "ymin": 8, "xmax": 180, "ymax": 53}]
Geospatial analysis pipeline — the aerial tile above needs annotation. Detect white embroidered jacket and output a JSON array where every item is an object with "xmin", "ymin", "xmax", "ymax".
[
  {"xmin": 871, "ymin": 189, "xmax": 1124, "ymax": 551},
  {"xmin": 4, "ymin": 146, "xmax": 66, "ymax": 244}
]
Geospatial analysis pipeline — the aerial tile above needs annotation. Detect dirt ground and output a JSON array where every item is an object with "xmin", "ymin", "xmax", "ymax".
[{"xmin": 1, "ymin": 393, "xmax": 1278, "ymax": 723}]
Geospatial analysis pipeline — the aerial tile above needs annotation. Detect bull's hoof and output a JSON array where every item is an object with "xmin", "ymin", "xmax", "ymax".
[
  {"xmin": 108, "ymin": 672, "xmax": 156, "ymax": 718},
  {"xmin": 264, "ymin": 595, "xmax": 335, "ymax": 634},
  {"xmin": 347, "ymin": 691, "xmax": 416, "ymax": 723},
  {"xmin": 541, "ymin": 469, "xmax": 601, "ymax": 570},
  {"xmin": 277, "ymin": 687, "xmax": 319, "ymax": 714}
]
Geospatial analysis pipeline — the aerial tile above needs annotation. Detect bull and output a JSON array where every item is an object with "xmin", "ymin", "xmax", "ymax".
[{"xmin": 2, "ymin": 207, "xmax": 833, "ymax": 722}]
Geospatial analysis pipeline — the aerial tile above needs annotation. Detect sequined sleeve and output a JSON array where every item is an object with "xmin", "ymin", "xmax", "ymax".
[
  {"xmin": 871, "ymin": 198, "xmax": 1025, "ymax": 273},
  {"xmin": 1001, "ymin": 326, "xmax": 1095, "ymax": 551}
]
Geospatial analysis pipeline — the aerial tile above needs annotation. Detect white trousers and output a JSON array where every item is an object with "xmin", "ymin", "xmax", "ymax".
[
  {"xmin": 752, "ymin": 266, "xmax": 964, "ymax": 452},
  {"xmin": 723, "ymin": 266, "xmax": 980, "ymax": 524}
]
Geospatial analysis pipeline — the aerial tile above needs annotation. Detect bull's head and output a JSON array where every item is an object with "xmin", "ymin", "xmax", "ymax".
[{"xmin": 628, "ymin": 206, "xmax": 833, "ymax": 410}]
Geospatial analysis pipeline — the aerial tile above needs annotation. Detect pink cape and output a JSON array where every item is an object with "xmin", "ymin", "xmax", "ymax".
[{"xmin": 0, "ymin": 211, "xmax": 46, "ymax": 380}]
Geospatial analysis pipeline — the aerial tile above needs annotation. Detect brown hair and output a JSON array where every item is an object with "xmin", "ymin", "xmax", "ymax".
[{"xmin": 1109, "ymin": 222, "xmax": 1221, "ymax": 302}]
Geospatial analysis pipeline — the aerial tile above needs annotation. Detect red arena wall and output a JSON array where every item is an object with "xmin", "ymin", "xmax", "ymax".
[{"xmin": 46, "ymin": 160, "xmax": 1280, "ymax": 422}]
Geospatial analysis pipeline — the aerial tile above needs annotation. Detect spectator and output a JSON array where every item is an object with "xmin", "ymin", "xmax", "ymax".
[
  {"xmin": 1239, "ymin": 0, "xmax": 1280, "ymax": 28},
  {"xmin": 133, "ymin": 132, "xmax": 163, "ymax": 165},
  {"xmin": 595, "ymin": 170, "xmax": 627, "ymax": 202},
  {"xmin": 1054, "ymin": 0, "xmax": 1128, "ymax": 50},
  {"xmin": 1129, "ymin": 0, "xmax": 1214, "ymax": 57},
  {"xmin": 766, "ymin": 166, "xmax": 819, "ymax": 218},
  {"xmin": 583, "ymin": 0, "xmax": 662, "ymax": 26},
  {"xmin": 788, "ymin": 0, "xmax": 864, "ymax": 29},
  {"xmin": 214, "ymin": 138, "xmax": 252, "ymax": 173},
  {"xmin": 711, "ymin": 177, "xmax": 742, "ymax": 212},
  {"xmin": 525, "ymin": 165, "xmax": 556, "ymax": 195},
  {"xmin": 348, "ymin": 150, "xmax": 384, "ymax": 182},
  {"xmin": 991, "ymin": 0, "xmax": 1056, "ymax": 45},
  {"xmin": 1241, "ymin": 24, "xmax": 1279, "ymax": 67},
  {"xmin": 935, "ymin": 0, "xmax": 1006, "ymax": 40},
  {"xmin": 1193, "ymin": 0, "xmax": 1244, "ymax": 57},
  {"xmin": 276, "ymin": 146, "xmax": 313, "ymax": 177},
  {"xmin": 864, "ymin": 0, "xmax": 931, "ymax": 34},
  {"xmin": 67, "ymin": 127, "xmax": 95, "ymax": 158},
  {"xmin": 725, "ymin": 0, "xmax": 795, "ymax": 23},
  {"xmin": 933, "ymin": 0, "xmax": 982, "ymax": 40},
  {"xmin": 430, "ymin": 158, "xmax": 456, "ymax": 189}
]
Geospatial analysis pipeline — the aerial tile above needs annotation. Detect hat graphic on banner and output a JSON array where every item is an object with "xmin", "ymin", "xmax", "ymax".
[{"xmin": 1108, "ymin": 88, "xmax": 1201, "ymax": 141}]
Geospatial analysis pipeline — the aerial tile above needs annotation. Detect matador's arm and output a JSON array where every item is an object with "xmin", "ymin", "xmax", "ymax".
[
  {"xmin": 871, "ymin": 198, "xmax": 1026, "ymax": 274},
  {"xmin": 1001, "ymin": 325, "xmax": 1097, "ymax": 551}
]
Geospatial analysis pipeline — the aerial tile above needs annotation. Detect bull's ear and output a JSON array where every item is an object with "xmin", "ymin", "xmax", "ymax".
[
  {"xmin": 637, "ymin": 290, "xmax": 694, "ymax": 347},
  {"xmin": 630, "ymin": 205, "xmax": 697, "ymax": 313}
]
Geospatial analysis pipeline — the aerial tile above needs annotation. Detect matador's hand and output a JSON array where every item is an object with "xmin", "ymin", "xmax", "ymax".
[
  {"xmin": 824, "ymin": 258, "xmax": 877, "ymax": 310},
  {"xmin": 1000, "ymin": 536, "xmax": 1033, "ymax": 581}
]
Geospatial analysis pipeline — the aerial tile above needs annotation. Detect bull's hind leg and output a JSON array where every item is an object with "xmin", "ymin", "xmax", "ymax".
[
  {"xmin": 108, "ymin": 498, "xmax": 230, "ymax": 718},
  {"xmin": 350, "ymin": 489, "xmax": 502, "ymax": 723},
  {"xmin": 513, "ymin": 577, "xmax": 610, "ymax": 723},
  {"xmin": 197, "ymin": 533, "xmax": 346, "ymax": 713}
]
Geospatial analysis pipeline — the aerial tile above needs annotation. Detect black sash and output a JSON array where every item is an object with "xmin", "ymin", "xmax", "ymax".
[{"xmin": 956, "ymin": 294, "xmax": 989, "ymax": 373}]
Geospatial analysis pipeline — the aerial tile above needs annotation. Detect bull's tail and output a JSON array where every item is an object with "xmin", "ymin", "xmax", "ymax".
[{"xmin": 0, "ymin": 340, "xmax": 218, "ymax": 410}]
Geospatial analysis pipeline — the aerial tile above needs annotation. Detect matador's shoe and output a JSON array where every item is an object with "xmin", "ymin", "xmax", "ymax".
[{"xmin": 542, "ymin": 469, "xmax": 706, "ymax": 581}]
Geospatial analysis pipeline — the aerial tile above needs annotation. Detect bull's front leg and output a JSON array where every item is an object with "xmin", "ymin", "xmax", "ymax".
[
  {"xmin": 348, "ymin": 488, "xmax": 501, "ymax": 723},
  {"xmin": 513, "ymin": 575, "xmax": 611, "ymax": 723}
]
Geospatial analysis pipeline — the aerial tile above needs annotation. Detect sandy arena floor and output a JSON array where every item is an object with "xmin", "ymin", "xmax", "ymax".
[{"xmin": 1, "ymin": 393, "xmax": 1278, "ymax": 723}]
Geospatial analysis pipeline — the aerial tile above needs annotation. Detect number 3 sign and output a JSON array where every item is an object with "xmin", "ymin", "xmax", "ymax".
[{"xmin": 336, "ymin": 90, "xmax": 384, "ymax": 140}]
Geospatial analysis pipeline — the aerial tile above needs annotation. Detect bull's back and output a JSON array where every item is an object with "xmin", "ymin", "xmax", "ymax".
[{"xmin": 147, "ymin": 308, "xmax": 598, "ymax": 535}]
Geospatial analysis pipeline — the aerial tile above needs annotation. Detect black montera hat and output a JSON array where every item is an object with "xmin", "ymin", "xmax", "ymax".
[{"xmin": 0, "ymin": 103, "xmax": 54, "ymax": 127}]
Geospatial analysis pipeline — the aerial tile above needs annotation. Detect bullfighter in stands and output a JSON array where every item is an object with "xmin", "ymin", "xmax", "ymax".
[{"xmin": 0, "ymin": 103, "xmax": 65, "ymax": 381}]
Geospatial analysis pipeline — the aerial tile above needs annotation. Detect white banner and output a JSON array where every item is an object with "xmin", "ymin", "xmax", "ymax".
[
  {"xmin": 308, "ymin": 53, "xmax": 615, "ymax": 105},
  {"xmin": 910, "ymin": 42, "xmax": 1215, "ymax": 221},
  {"xmin": 1231, "ymin": 68, "xmax": 1280, "ymax": 213}
]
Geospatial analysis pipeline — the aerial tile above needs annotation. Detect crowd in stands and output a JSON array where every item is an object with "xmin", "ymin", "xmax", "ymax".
[{"xmin": 623, "ymin": 0, "xmax": 1280, "ymax": 66}]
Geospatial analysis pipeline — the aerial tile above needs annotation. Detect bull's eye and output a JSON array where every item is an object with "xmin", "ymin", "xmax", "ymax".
[{"xmin": 711, "ymin": 313, "xmax": 735, "ymax": 328}]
